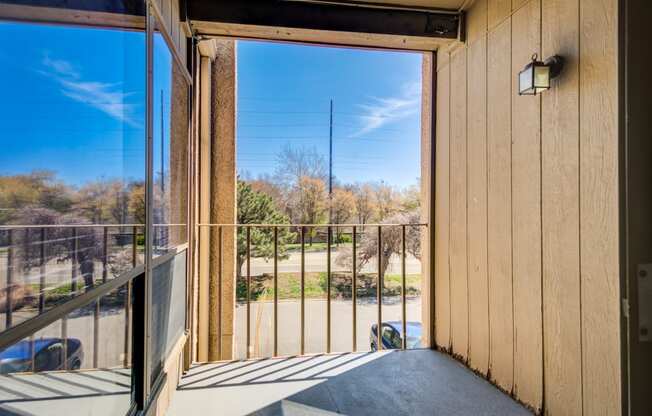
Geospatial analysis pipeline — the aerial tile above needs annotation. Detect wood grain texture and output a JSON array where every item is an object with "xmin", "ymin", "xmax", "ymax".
[
  {"xmin": 467, "ymin": 36, "xmax": 489, "ymax": 373},
  {"xmin": 466, "ymin": 0, "xmax": 487, "ymax": 45},
  {"xmin": 541, "ymin": 0, "xmax": 582, "ymax": 414},
  {"xmin": 192, "ymin": 21, "xmax": 454, "ymax": 52},
  {"xmin": 435, "ymin": 54, "xmax": 452, "ymax": 349},
  {"xmin": 512, "ymin": 0, "xmax": 530, "ymax": 12},
  {"xmin": 511, "ymin": 0, "xmax": 543, "ymax": 408},
  {"xmin": 488, "ymin": 0, "xmax": 511, "ymax": 30},
  {"xmin": 449, "ymin": 47, "xmax": 469, "ymax": 359},
  {"xmin": 579, "ymin": 0, "xmax": 621, "ymax": 413},
  {"xmin": 486, "ymin": 18, "xmax": 514, "ymax": 391},
  {"xmin": 421, "ymin": 52, "xmax": 435, "ymax": 348}
]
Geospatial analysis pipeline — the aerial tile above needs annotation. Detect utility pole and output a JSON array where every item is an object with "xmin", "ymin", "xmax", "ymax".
[
  {"xmin": 329, "ymin": 99, "xmax": 333, "ymax": 223},
  {"xmin": 160, "ymin": 89, "xmax": 165, "ymax": 195}
]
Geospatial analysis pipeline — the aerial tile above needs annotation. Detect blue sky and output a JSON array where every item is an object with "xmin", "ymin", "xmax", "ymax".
[
  {"xmin": 237, "ymin": 40, "xmax": 422, "ymax": 188},
  {"xmin": 0, "ymin": 21, "xmax": 422, "ymax": 190},
  {"xmin": 0, "ymin": 22, "xmax": 148, "ymax": 185}
]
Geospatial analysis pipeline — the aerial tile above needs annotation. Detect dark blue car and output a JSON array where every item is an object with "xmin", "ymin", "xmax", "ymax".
[
  {"xmin": 370, "ymin": 321, "xmax": 422, "ymax": 351},
  {"xmin": 0, "ymin": 338, "xmax": 83, "ymax": 374}
]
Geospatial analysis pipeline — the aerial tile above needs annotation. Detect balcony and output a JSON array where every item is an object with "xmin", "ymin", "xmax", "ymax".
[{"xmin": 168, "ymin": 350, "xmax": 529, "ymax": 416}]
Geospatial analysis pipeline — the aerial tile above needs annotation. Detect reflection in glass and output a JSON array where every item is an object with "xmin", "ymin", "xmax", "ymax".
[
  {"xmin": 0, "ymin": 288, "xmax": 133, "ymax": 415},
  {"xmin": 0, "ymin": 20, "xmax": 146, "ymax": 332},
  {"xmin": 148, "ymin": 17, "xmax": 189, "ymax": 386},
  {"xmin": 152, "ymin": 29, "xmax": 189, "ymax": 256}
]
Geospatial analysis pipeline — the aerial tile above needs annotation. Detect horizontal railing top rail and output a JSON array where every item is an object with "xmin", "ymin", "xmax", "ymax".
[
  {"xmin": 196, "ymin": 223, "xmax": 428, "ymax": 227},
  {"xmin": 0, "ymin": 223, "xmax": 185, "ymax": 229}
]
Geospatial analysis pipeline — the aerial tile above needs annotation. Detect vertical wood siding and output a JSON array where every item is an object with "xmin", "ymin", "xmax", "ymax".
[{"xmin": 434, "ymin": 0, "xmax": 620, "ymax": 413}]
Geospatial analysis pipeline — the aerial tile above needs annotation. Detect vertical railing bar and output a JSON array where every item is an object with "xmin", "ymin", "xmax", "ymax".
[
  {"xmin": 94, "ymin": 226, "xmax": 107, "ymax": 368},
  {"xmin": 273, "ymin": 226, "xmax": 278, "ymax": 357},
  {"xmin": 300, "ymin": 226, "xmax": 305, "ymax": 356},
  {"xmin": 102, "ymin": 227, "xmax": 108, "ymax": 283},
  {"xmin": 39, "ymin": 228, "xmax": 46, "ymax": 314},
  {"xmin": 326, "ymin": 226, "xmax": 331, "ymax": 354},
  {"xmin": 246, "ymin": 226, "xmax": 251, "ymax": 360},
  {"xmin": 352, "ymin": 226, "xmax": 357, "ymax": 352},
  {"xmin": 30, "ymin": 335, "xmax": 36, "ymax": 373},
  {"xmin": 62, "ymin": 316, "xmax": 68, "ymax": 371},
  {"xmin": 377, "ymin": 225, "xmax": 382, "ymax": 351},
  {"xmin": 402, "ymin": 225, "xmax": 407, "ymax": 350},
  {"xmin": 94, "ymin": 296, "xmax": 100, "ymax": 368},
  {"xmin": 125, "ymin": 225, "xmax": 137, "ymax": 368},
  {"xmin": 71, "ymin": 227, "xmax": 78, "ymax": 294},
  {"xmin": 5, "ymin": 229, "xmax": 13, "ymax": 329},
  {"xmin": 218, "ymin": 226, "xmax": 223, "ymax": 359}
]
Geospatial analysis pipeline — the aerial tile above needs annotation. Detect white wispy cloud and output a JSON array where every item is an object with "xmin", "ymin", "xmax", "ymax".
[
  {"xmin": 40, "ymin": 52, "xmax": 140, "ymax": 127},
  {"xmin": 349, "ymin": 81, "xmax": 420, "ymax": 138}
]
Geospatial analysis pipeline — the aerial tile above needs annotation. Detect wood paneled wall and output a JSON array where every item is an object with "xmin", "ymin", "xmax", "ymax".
[{"xmin": 434, "ymin": 0, "xmax": 620, "ymax": 413}]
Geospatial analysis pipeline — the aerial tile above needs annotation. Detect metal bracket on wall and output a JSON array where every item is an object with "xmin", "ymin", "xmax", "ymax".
[{"xmin": 637, "ymin": 263, "xmax": 652, "ymax": 342}]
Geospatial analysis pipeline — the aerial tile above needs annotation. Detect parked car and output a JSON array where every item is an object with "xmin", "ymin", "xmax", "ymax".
[
  {"xmin": 370, "ymin": 321, "xmax": 422, "ymax": 351},
  {"xmin": 0, "ymin": 337, "xmax": 83, "ymax": 374}
]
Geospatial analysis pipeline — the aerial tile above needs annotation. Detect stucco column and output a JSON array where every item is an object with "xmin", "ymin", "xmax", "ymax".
[{"xmin": 210, "ymin": 39, "xmax": 237, "ymax": 361}]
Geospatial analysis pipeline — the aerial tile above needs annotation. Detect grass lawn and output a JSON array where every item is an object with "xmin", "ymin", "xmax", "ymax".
[
  {"xmin": 238, "ymin": 272, "xmax": 422, "ymax": 301},
  {"xmin": 285, "ymin": 242, "xmax": 352, "ymax": 252}
]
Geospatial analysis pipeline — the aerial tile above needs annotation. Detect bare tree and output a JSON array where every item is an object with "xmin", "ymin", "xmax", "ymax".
[
  {"xmin": 331, "ymin": 188, "xmax": 357, "ymax": 241},
  {"xmin": 291, "ymin": 176, "xmax": 328, "ymax": 244},
  {"xmin": 374, "ymin": 182, "xmax": 398, "ymax": 221},
  {"xmin": 335, "ymin": 211, "xmax": 421, "ymax": 278},
  {"xmin": 273, "ymin": 144, "xmax": 328, "ymax": 189},
  {"xmin": 352, "ymin": 183, "xmax": 378, "ymax": 226}
]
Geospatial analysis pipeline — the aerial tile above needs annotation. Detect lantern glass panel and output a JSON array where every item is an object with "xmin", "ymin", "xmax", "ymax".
[
  {"xmin": 534, "ymin": 65, "xmax": 550, "ymax": 89},
  {"xmin": 519, "ymin": 65, "xmax": 534, "ymax": 95}
]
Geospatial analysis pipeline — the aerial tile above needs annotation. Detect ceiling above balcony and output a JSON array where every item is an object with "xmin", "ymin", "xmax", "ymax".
[
  {"xmin": 285, "ymin": 0, "xmax": 467, "ymax": 11},
  {"xmin": 188, "ymin": 0, "xmax": 464, "ymax": 51}
]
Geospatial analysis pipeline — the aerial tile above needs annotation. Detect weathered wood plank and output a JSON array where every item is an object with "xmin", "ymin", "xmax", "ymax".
[
  {"xmin": 467, "ymin": 36, "xmax": 489, "ymax": 373},
  {"xmin": 541, "ymin": 0, "xmax": 582, "ymax": 414},
  {"xmin": 488, "ymin": 0, "xmax": 511, "ymax": 30},
  {"xmin": 466, "ymin": 0, "xmax": 487, "ymax": 45},
  {"xmin": 511, "ymin": 0, "xmax": 543, "ymax": 408},
  {"xmin": 421, "ymin": 52, "xmax": 435, "ymax": 349},
  {"xmin": 435, "ymin": 55, "xmax": 452, "ymax": 350},
  {"xmin": 487, "ymin": 17, "xmax": 514, "ymax": 391},
  {"xmin": 449, "ymin": 47, "xmax": 469, "ymax": 359},
  {"xmin": 579, "ymin": 0, "xmax": 621, "ymax": 413}
]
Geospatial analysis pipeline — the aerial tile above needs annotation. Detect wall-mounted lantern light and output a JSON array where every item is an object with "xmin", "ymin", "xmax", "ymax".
[{"xmin": 518, "ymin": 54, "xmax": 564, "ymax": 95}]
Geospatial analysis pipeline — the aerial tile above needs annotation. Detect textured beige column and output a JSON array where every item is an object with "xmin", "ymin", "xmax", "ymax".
[
  {"xmin": 197, "ymin": 51, "xmax": 213, "ymax": 362},
  {"xmin": 210, "ymin": 39, "xmax": 237, "ymax": 361},
  {"xmin": 420, "ymin": 52, "xmax": 434, "ymax": 348}
]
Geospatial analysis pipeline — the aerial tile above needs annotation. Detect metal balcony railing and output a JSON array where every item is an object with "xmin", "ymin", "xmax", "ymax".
[{"xmin": 197, "ymin": 223, "xmax": 427, "ymax": 358}]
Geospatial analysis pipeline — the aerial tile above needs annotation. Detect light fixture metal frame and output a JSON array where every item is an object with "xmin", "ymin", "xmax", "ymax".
[{"xmin": 519, "ymin": 53, "xmax": 564, "ymax": 96}]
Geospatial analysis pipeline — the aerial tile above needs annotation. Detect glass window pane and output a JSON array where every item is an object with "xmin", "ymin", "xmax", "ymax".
[
  {"xmin": 0, "ymin": 284, "xmax": 134, "ymax": 415},
  {"xmin": 152, "ymin": 20, "xmax": 189, "ymax": 256},
  {"xmin": 0, "ymin": 17, "xmax": 145, "ymax": 331}
]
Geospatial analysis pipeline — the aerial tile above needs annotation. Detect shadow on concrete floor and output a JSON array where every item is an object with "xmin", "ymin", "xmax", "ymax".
[{"xmin": 168, "ymin": 349, "xmax": 532, "ymax": 416}]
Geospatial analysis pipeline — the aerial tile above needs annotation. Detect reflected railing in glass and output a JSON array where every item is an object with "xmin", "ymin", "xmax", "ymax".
[
  {"xmin": 0, "ymin": 225, "xmax": 144, "ymax": 336},
  {"xmin": 203, "ymin": 223, "xmax": 427, "ymax": 360},
  {"xmin": 0, "ymin": 281, "xmax": 135, "ymax": 416}
]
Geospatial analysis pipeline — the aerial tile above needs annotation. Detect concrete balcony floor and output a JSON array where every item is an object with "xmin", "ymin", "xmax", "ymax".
[
  {"xmin": 0, "ymin": 368, "xmax": 131, "ymax": 416},
  {"xmin": 168, "ymin": 349, "xmax": 531, "ymax": 416}
]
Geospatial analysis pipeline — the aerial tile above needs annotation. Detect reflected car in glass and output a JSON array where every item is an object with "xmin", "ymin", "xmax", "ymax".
[
  {"xmin": 0, "ymin": 338, "xmax": 83, "ymax": 374},
  {"xmin": 370, "ymin": 321, "xmax": 422, "ymax": 351}
]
